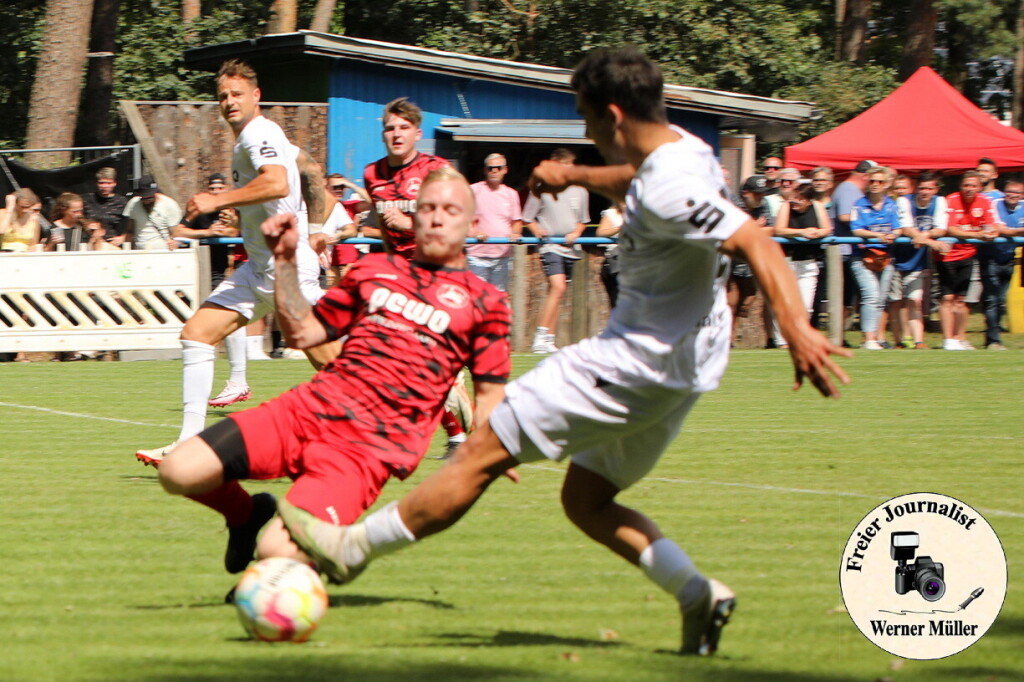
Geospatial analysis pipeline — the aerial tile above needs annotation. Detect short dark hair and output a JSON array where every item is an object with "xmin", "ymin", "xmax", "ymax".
[
  {"xmin": 217, "ymin": 59, "xmax": 258, "ymax": 87},
  {"xmin": 795, "ymin": 183, "xmax": 817, "ymax": 201},
  {"xmin": 383, "ymin": 97, "xmax": 422, "ymax": 128},
  {"xmin": 977, "ymin": 157, "xmax": 997, "ymax": 168},
  {"xmin": 570, "ymin": 45, "xmax": 667, "ymax": 124}
]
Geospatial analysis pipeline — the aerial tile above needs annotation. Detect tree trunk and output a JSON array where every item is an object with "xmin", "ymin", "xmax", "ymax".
[
  {"xmin": 310, "ymin": 0, "xmax": 338, "ymax": 32},
  {"xmin": 76, "ymin": 0, "xmax": 120, "ymax": 147},
  {"xmin": 839, "ymin": 0, "xmax": 870, "ymax": 64},
  {"xmin": 1013, "ymin": 2, "xmax": 1023, "ymax": 130},
  {"xmin": 182, "ymin": 0, "xmax": 200, "ymax": 24},
  {"xmin": 944, "ymin": 17, "xmax": 970, "ymax": 93},
  {"xmin": 834, "ymin": 0, "xmax": 846, "ymax": 60},
  {"xmin": 26, "ymin": 0, "xmax": 95, "ymax": 167},
  {"xmin": 267, "ymin": 0, "xmax": 298, "ymax": 34},
  {"xmin": 898, "ymin": 0, "xmax": 937, "ymax": 81}
]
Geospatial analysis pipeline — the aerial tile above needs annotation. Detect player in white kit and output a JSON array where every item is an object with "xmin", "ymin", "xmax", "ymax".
[
  {"xmin": 277, "ymin": 47, "xmax": 851, "ymax": 655},
  {"xmin": 136, "ymin": 59, "xmax": 338, "ymax": 466}
]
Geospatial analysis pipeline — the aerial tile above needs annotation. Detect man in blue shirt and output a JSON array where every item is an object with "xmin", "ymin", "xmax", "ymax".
[
  {"xmin": 977, "ymin": 158, "xmax": 1004, "ymax": 200},
  {"xmin": 981, "ymin": 179, "xmax": 1024, "ymax": 349}
]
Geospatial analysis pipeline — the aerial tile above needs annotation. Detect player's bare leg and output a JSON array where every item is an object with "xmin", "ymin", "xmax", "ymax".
[
  {"xmin": 561, "ymin": 463, "xmax": 735, "ymax": 656},
  {"xmin": 278, "ymin": 424, "xmax": 516, "ymax": 584},
  {"xmin": 137, "ymin": 304, "xmax": 247, "ymax": 465},
  {"xmin": 159, "ymin": 433, "xmax": 276, "ymax": 573}
]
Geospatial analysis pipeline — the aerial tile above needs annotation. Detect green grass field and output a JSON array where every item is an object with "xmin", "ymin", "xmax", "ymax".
[{"xmin": 2, "ymin": 349, "xmax": 1022, "ymax": 681}]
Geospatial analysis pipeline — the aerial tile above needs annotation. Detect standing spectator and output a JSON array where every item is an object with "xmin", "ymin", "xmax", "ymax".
[
  {"xmin": 770, "ymin": 183, "xmax": 832, "ymax": 348},
  {"xmin": 980, "ymin": 179, "xmax": 1024, "ymax": 350},
  {"xmin": 522, "ymin": 148, "xmax": 590, "ymax": 354},
  {"xmin": 173, "ymin": 173, "xmax": 240, "ymax": 285},
  {"xmin": 123, "ymin": 176, "xmax": 183, "ymax": 250},
  {"xmin": 729, "ymin": 175, "xmax": 771, "ymax": 344},
  {"xmin": 809, "ymin": 166, "xmax": 835, "ymax": 329},
  {"xmin": 595, "ymin": 202, "xmax": 624, "ymax": 307},
  {"xmin": 0, "ymin": 188, "xmax": 44, "ymax": 252},
  {"xmin": 46, "ymin": 192, "xmax": 87, "ymax": 252},
  {"xmin": 850, "ymin": 166, "xmax": 906, "ymax": 349},
  {"xmin": 891, "ymin": 172, "xmax": 948, "ymax": 349},
  {"xmin": 977, "ymin": 158, "xmax": 1003, "ymax": 199},
  {"xmin": 764, "ymin": 168, "xmax": 800, "ymax": 221},
  {"xmin": 82, "ymin": 167, "xmax": 128, "ymax": 246},
  {"xmin": 937, "ymin": 172, "xmax": 1000, "ymax": 350},
  {"xmin": 468, "ymin": 153, "xmax": 523, "ymax": 292},
  {"xmin": 831, "ymin": 160, "xmax": 877, "ymax": 342},
  {"xmin": 761, "ymin": 156, "xmax": 784, "ymax": 194}
]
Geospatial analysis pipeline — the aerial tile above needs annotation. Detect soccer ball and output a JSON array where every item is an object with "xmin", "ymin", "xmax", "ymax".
[{"xmin": 234, "ymin": 557, "xmax": 328, "ymax": 642}]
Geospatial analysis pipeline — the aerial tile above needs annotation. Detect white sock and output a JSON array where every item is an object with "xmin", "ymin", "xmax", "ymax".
[
  {"xmin": 179, "ymin": 340, "xmax": 216, "ymax": 442},
  {"xmin": 533, "ymin": 326, "xmax": 549, "ymax": 343},
  {"xmin": 225, "ymin": 327, "xmax": 247, "ymax": 384},
  {"xmin": 639, "ymin": 538, "xmax": 707, "ymax": 611},
  {"xmin": 246, "ymin": 334, "xmax": 264, "ymax": 355},
  {"xmin": 360, "ymin": 501, "xmax": 416, "ymax": 562}
]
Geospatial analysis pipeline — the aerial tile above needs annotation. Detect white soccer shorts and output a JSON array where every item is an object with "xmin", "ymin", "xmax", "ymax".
[
  {"xmin": 490, "ymin": 337, "xmax": 701, "ymax": 491},
  {"xmin": 205, "ymin": 260, "xmax": 324, "ymax": 320}
]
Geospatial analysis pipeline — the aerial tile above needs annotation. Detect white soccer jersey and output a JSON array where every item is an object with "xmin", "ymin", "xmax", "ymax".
[
  {"xmin": 232, "ymin": 115, "xmax": 317, "ymax": 277},
  {"xmin": 605, "ymin": 126, "xmax": 748, "ymax": 390}
]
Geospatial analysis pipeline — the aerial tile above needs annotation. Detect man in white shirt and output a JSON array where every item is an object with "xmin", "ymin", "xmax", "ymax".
[
  {"xmin": 276, "ymin": 46, "xmax": 851, "ymax": 657},
  {"xmin": 136, "ymin": 60, "xmax": 338, "ymax": 523},
  {"xmin": 122, "ymin": 176, "xmax": 182, "ymax": 250}
]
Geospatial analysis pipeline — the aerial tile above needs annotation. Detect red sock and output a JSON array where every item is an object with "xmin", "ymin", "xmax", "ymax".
[
  {"xmin": 440, "ymin": 409, "xmax": 464, "ymax": 438},
  {"xmin": 188, "ymin": 481, "xmax": 254, "ymax": 528}
]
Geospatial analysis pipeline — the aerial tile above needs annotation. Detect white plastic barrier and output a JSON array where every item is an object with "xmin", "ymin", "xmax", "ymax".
[{"xmin": 0, "ymin": 248, "xmax": 204, "ymax": 353}]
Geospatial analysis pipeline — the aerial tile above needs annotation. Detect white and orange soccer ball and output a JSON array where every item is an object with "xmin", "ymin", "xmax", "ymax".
[{"xmin": 234, "ymin": 557, "xmax": 328, "ymax": 642}]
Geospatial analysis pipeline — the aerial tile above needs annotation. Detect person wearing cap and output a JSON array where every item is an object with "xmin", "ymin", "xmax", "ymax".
[
  {"xmin": 173, "ymin": 173, "xmax": 240, "ymax": 286},
  {"xmin": 728, "ymin": 175, "xmax": 772, "ymax": 344},
  {"xmin": 122, "ymin": 175, "xmax": 183, "ymax": 250},
  {"xmin": 828, "ymin": 160, "xmax": 877, "ymax": 342},
  {"xmin": 83, "ymin": 167, "xmax": 129, "ymax": 246}
]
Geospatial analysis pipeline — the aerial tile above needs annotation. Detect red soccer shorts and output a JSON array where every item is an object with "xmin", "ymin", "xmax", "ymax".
[{"xmin": 227, "ymin": 390, "xmax": 392, "ymax": 525}]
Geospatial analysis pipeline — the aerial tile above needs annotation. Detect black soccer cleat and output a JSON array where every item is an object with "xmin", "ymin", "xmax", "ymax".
[{"xmin": 224, "ymin": 492, "xmax": 277, "ymax": 574}]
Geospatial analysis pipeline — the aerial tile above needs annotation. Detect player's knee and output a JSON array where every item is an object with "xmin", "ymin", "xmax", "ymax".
[{"xmin": 157, "ymin": 455, "xmax": 189, "ymax": 495}]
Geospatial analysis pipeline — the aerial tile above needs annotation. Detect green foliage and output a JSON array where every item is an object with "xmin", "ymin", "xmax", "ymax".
[
  {"xmin": 0, "ymin": 1, "xmax": 46, "ymax": 148},
  {"xmin": 778, "ymin": 62, "xmax": 899, "ymax": 140}
]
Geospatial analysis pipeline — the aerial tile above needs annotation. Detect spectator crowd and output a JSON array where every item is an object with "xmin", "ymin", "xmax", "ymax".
[{"xmin": 3, "ymin": 129, "xmax": 1023, "ymax": 362}]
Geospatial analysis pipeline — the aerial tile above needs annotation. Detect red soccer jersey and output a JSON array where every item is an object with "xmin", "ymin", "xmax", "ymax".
[
  {"xmin": 293, "ymin": 253, "xmax": 510, "ymax": 478},
  {"xmin": 942, "ymin": 192, "xmax": 998, "ymax": 262},
  {"xmin": 363, "ymin": 153, "xmax": 450, "ymax": 257}
]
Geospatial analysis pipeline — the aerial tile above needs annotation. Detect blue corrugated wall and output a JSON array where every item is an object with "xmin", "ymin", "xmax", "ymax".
[{"xmin": 327, "ymin": 59, "xmax": 720, "ymax": 181}]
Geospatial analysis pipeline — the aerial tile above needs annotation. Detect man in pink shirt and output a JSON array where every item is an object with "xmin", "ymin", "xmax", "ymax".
[{"xmin": 468, "ymin": 153, "xmax": 523, "ymax": 291}]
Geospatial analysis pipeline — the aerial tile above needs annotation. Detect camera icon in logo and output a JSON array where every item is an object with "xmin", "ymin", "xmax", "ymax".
[{"xmin": 891, "ymin": 531, "xmax": 945, "ymax": 601}]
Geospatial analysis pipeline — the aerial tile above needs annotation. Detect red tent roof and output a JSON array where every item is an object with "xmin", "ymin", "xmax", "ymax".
[{"xmin": 785, "ymin": 67, "xmax": 1024, "ymax": 172}]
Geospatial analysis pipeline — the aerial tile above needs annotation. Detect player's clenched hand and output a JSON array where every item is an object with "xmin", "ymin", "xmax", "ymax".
[
  {"xmin": 529, "ymin": 160, "xmax": 572, "ymax": 197},
  {"xmin": 261, "ymin": 212, "xmax": 299, "ymax": 260},
  {"xmin": 187, "ymin": 192, "xmax": 219, "ymax": 218},
  {"xmin": 787, "ymin": 324, "xmax": 852, "ymax": 398}
]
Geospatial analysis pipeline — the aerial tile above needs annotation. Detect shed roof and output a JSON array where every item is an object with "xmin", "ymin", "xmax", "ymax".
[{"xmin": 184, "ymin": 31, "xmax": 814, "ymax": 129}]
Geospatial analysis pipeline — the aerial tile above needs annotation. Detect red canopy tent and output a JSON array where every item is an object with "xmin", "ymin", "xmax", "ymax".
[{"xmin": 785, "ymin": 67, "xmax": 1024, "ymax": 173}]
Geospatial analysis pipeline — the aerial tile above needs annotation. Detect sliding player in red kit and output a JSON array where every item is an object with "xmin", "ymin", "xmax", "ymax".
[{"xmin": 156, "ymin": 168, "xmax": 511, "ymax": 576}]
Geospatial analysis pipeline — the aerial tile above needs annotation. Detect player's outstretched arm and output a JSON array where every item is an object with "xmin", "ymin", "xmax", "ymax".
[
  {"xmin": 529, "ymin": 161, "xmax": 635, "ymax": 203},
  {"xmin": 262, "ymin": 213, "xmax": 330, "ymax": 350},
  {"xmin": 471, "ymin": 381, "xmax": 506, "ymax": 432},
  {"xmin": 722, "ymin": 219, "xmax": 851, "ymax": 398},
  {"xmin": 188, "ymin": 165, "xmax": 289, "ymax": 219}
]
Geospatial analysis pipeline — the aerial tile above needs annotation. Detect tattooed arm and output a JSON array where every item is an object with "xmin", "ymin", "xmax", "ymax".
[
  {"xmin": 262, "ymin": 212, "xmax": 330, "ymax": 349},
  {"xmin": 295, "ymin": 148, "xmax": 337, "ymax": 225}
]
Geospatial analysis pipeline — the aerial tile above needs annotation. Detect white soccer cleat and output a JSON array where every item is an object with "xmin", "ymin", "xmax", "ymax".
[
  {"xmin": 209, "ymin": 381, "xmax": 252, "ymax": 407},
  {"xmin": 681, "ymin": 578, "xmax": 736, "ymax": 656},
  {"xmin": 135, "ymin": 442, "xmax": 178, "ymax": 468},
  {"xmin": 281, "ymin": 348, "xmax": 308, "ymax": 360},
  {"xmin": 247, "ymin": 349, "xmax": 272, "ymax": 361},
  {"xmin": 531, "ymin": 334, "xmax": 558, "ymax": 354}
]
